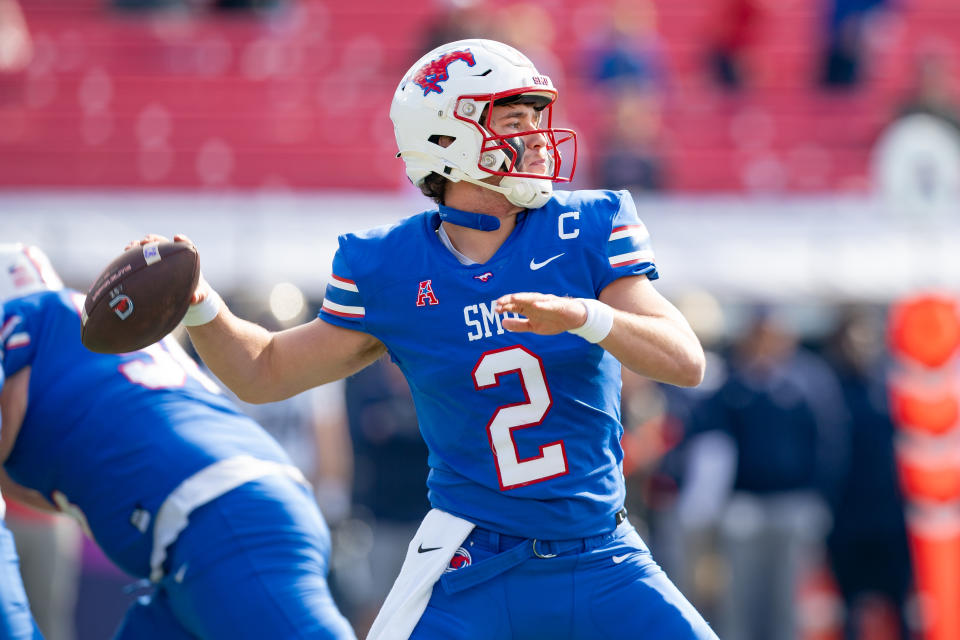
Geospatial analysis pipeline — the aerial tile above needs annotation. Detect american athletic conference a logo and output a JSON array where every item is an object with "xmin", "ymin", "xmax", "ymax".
[
  {"xmin": 413, "ymin": 50, "xmax": 476, "ymax": 95},
  {"xmin": 416, "ymin": 280, "xmax": 439, "ymax": 307}
]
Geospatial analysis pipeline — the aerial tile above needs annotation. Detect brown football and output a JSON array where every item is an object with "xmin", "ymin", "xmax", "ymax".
[{"xmin": 81, "ymin": 241, "xmax": 200, "ymax": 353}]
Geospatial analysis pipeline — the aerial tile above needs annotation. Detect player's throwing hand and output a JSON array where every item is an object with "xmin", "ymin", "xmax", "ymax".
[{"xmin": 496, "ymin": 293, "xmax": 588, "ymax": 335}]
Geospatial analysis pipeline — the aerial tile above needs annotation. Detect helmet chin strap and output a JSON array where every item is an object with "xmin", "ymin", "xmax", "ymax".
[
  {"xmin": 457, "ymin": 174, "xmax": 553, "ymax": 210},
  {"xmin": 437, "ymin": 203, "xmax": 501, "ymax": 231},
  {"xmin": 435, "ymin": 174, "xmax": 553, "ymax": 231}
]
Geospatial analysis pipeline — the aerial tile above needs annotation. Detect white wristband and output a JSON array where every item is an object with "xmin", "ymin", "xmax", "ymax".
[
  {"xmin": 568, "ymin": 298, "xmax": 614, "ymax": 343},
  {"xmin": 181, "ymin": 290, "xmax": 222, "ymax": 327}
]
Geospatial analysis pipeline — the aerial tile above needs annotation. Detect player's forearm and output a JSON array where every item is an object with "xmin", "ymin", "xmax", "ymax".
[
  {"xmin": 185, "ymin": 304, "xmax": 277, "ymax": 402},
  {"xmin": 602, "ymin": 311, "xmax": 705, "ymax": 387}
]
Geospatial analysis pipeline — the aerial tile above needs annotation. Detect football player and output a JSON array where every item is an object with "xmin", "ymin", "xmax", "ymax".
[
  {"xmin": 149, "ymin": 39, "xmax": 718, "ymax": 640},
  {"xmin": 0, "ymin": 244, "xmax": 355, "ymax": 640}
]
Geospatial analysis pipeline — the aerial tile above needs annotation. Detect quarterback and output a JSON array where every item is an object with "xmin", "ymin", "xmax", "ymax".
[{"xmin": 154, "ymin": 39, "xmax": 718, "ymax": 640}]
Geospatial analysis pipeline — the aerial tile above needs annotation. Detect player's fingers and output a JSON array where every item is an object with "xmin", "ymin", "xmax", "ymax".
[
  {"xmin": 187, "ymin": 275, "xmax": 207, "ymax": 305},
  {"xmin": 170, "ymin": 234, "xmax": 205, "ymax": 303},
  {"xmin": 497, "ymin": 292, "xmax": 541, "ymax": 306},
  {"xmin": 496, "ymin": 292, "xmax": 544, "ymax": 316},
  {"xmin": 501, "ymin": 316, "xmax": 532, "ymax": 333},
  {"xmin": 125, "ymin": 234, "xmax": 170, "ymax": 251}
]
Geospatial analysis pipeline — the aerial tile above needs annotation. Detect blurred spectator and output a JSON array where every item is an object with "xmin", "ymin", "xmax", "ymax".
[
  {"xmin": 706, "ymin": 0, "xmax": 762, "ymax": 90},
  {"xmin": 112, "ymin": 0, "xmax": 286, "ymax": 12},
  {"xmin": 421, "ymin": 1, "xmax": 501, "ymax": 52},
  {"xmin": 333, "ymin": 356, "xmax": 428, "ymax": 637},
  {"xmin": 684, "ymin": 307, "xmax": 850, "ymax": 640},
  {"xmin": 0, "ymin": 0, "xmax": 32, "ymax": 73},
  {"xmin": 585, "ymin": 1, "xmax": 668, "ymax": 192},
  {"xmin": 821, "ymin": 305, "xmax": 912, "ymax": 640},
  {"xmin": 896, "ymin": 43, "xmax": 960, "ymax": 132},
  {"xmin": 872, "ymin": 44, "xmax": 960, "ymax": 219},
  {"xmin": 587, "ymin": 0, "xmax": 665, "ymax": 93},
  {"xmin": 498, "ymin": 3, "xmax": 565, "ymax": 90},
  {"xmin": 629, "ymin": 291, "xmax": 731, "ymax": 626},
  {"xmin": 208, "ymin": 0, "xmax": 284, "ymax": 10},
  {"xmin": 4, "ymin": 501, "xmax": 80, "ymax": 640},
  {"xmin": 819, "ymin": 0, "xmax": 890, "ymax": 88},
  {"xmin": 622, "ymin": 361, "xmax": 730, "ymax": 627},
  {"xmin": 594, "ymin": 88, "xmax": 667, "ymax": 192},
  {"xmin": 619, "ymin": 368, "xmax": 676, "ymax": 534},
  {"xmin": 112, "ymin": 0, "xmax": 183, "ymax": 11}
]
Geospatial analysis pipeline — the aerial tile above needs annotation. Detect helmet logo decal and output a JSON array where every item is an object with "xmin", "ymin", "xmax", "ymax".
[{"xmin": 413, "ymin": 50, "xmax": 476, "ymax": 96}]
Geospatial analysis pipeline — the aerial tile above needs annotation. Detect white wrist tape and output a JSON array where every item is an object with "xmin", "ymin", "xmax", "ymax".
[
  {"xmin": 568, "ymin": 298, "xmax": 614, "ymax": 343},
  {"xmin": 181, "ymin": 290, "xmax": 222, "ymax": 327}
]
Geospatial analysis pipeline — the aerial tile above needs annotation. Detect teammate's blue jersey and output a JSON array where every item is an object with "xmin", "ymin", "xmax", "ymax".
[
  {"xmin": 0, "ymin": 290, "xmax": 292, "ymax": 578},
  {"xmin": 320, "ymin": 190, "xmax": 657, "ymax": 540}
]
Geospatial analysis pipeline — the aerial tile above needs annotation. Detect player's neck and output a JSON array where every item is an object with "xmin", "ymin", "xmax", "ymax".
[
  {"xmin": 441, "ymin": 182, "xmax": 522, "ymax": 264},
  {"xmin": 440, "ymin": 217, "xmax": 516, "ymax": 264}
]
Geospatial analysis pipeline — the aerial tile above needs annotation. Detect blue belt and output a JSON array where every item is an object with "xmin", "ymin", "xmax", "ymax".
[{"xmin": 440, "ymin": 508, "xmax": 628, "ymax": 594}]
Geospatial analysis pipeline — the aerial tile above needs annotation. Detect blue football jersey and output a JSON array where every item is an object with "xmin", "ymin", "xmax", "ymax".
[
  {"xmin": 0, "ymin": 290, "xmax": 293, "ymax": 578},
  {"xmin": 320, "ymin": 189, "xmax": 657, "ymax": 540}
]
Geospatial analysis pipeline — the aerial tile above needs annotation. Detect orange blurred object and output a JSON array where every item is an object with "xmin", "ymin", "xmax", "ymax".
[
  {"xmin": 889, "ymin": 294, "xmax": 960, "ymax": 368},
  {"xmin": 906, "ymin": 507, "xmax": 960, "ymax": 640},
  {"xmin": 889, "ymin": 376, "xmax": 960, "ymax": 436},
  {"xmin": 797, "ymin": 562, "xmax": 843, "ymax": 640},
  {"xmin": 897, "ymin": 443, "xmax": 960, "ymax": 503}
]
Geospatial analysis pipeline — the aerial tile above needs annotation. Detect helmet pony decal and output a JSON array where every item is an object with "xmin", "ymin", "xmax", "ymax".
[{"xmin": 413, "ymin": 49, "xmax": 476, "ymax": 96}]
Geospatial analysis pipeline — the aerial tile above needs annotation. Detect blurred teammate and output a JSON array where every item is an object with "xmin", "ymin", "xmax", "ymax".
[
  {"xmin": 0, "ymin": 360, "xmax": 44, "ymax": 640},
  {"xmin": 145, "ymin": 39, "xmax": 717, "ymax": 639},
  {"xmin": 0, "ymin": 244, "xmax": 355, "ymax": 640}
]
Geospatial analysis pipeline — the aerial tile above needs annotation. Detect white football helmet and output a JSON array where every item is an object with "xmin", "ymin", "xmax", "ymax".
[
  {"xmin": 391, "ymin": 39, "xmax": 577, "ymax": 209},
  {"xmin": 0, "ymin": 243, "xmax": 64, "ymax": 303}
]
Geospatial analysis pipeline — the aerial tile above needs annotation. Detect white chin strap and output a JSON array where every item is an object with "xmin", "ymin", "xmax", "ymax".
[
  {"xmin": 459, "ymin": 174, "xmax": 553, "ymax": 209},
  {"xmin": 399, "ymin": 150, "xmax": 554, "ymax": 210}
]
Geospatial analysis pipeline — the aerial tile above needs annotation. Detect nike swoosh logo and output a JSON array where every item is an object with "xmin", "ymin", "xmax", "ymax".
[
  {"xmin": 612, "ymin": 553, "xmax": 631, "ymax": 564},
  {"xmin": 418, "ymin": 544, "xmax": 442, "ymax": 553},
  {"xmin": 529, "ymin": 253, "xmax": 565, "ymax": 270}
]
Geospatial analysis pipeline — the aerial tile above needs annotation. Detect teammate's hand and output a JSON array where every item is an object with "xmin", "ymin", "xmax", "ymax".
[
  {"xmin": 124, "ymin": 233, "xmax": 211, "ymax": 304},
  {"xmin": 495, "ymin": 293, "xmax": 588, "ymax": 335}
]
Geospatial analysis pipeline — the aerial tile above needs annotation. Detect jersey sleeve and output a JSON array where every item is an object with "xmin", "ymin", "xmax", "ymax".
[
  {"xmin": 0, "ymin": 301, "xmax": 39, "ymax": 378},
  {"xmin": 318, "ymin": 244, "xmax": 367, "ymax": 332},
  {"xmin": 596, "ymin": 191, "xmax": 659, "ymax": 293}
]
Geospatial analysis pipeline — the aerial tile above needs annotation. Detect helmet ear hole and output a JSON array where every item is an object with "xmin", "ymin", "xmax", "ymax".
[{"xmin": 428, "ymin": 135, "xmax": 456, "ymax": 149}]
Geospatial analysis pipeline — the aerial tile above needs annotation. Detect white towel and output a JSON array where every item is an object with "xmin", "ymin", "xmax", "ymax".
[{"xmin": 366, "ymin": 508, "xmax": 475, "ymax": 640}]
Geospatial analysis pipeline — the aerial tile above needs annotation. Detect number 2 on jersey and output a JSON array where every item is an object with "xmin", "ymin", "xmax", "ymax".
[{"xmin": 473, "ymin": 345, "xmax": 568, "ymax": 490}]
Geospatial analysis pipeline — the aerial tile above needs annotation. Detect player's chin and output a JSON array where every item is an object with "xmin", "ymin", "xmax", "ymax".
[{"xmin": 522, "ymin": 164, "xmax": 549, "ymax": 176}]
